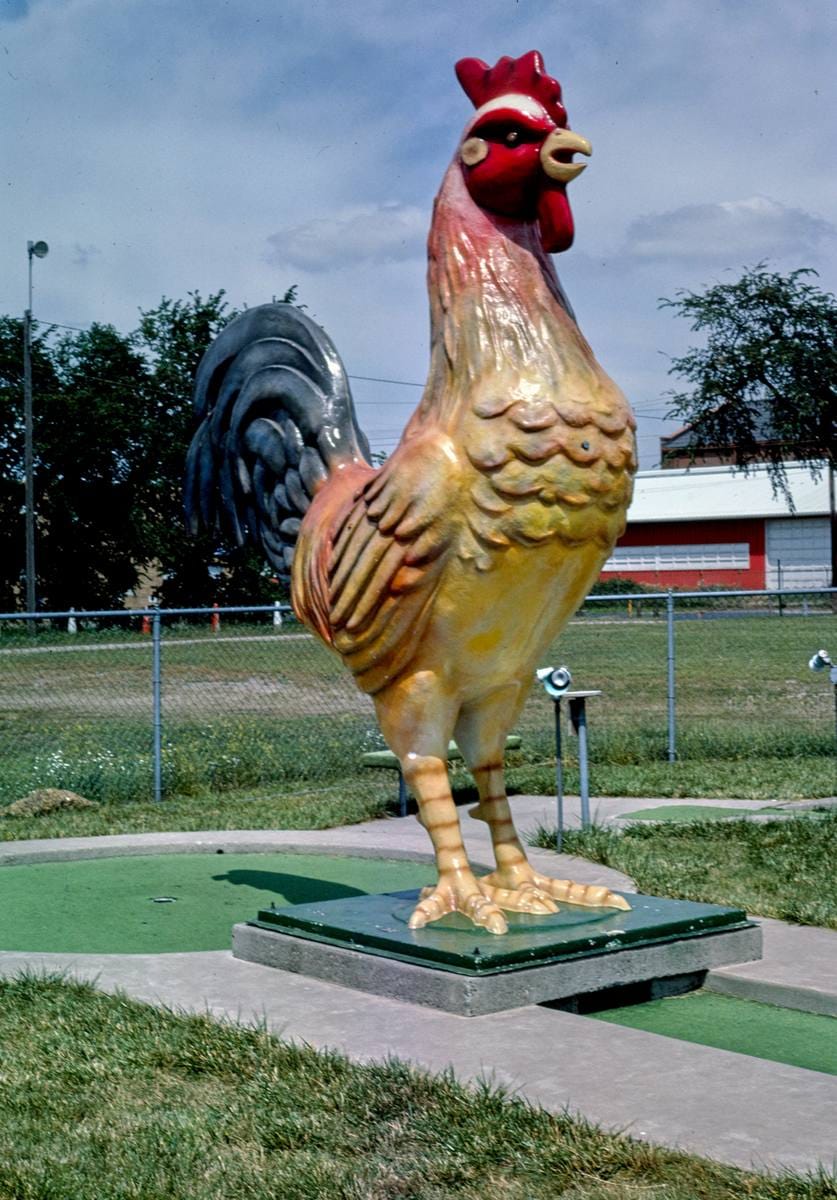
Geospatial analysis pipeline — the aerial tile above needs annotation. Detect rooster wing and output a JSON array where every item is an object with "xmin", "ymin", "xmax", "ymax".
[{"xmin": 293, "ymin": 431, "xmax": 461, "ymax": 695}]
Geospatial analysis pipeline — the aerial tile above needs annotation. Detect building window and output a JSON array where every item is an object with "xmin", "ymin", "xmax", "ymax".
[{"xmin": 602, "ymin": 543, "xmax": 750, "ymax": 572}]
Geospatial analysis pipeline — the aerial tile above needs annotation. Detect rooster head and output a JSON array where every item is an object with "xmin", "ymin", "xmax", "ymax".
[{"xmin": 455, "ymin": 50, "xmax": 590, "ymax": 254}]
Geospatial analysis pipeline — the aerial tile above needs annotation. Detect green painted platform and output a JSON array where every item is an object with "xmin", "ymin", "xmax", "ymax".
[{"xmin": 253, "ymin": 890, "xmax": 753, "ymax": 977}]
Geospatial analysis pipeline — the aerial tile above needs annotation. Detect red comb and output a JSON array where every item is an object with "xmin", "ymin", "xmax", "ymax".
[{"xmin": 455, "ymin": 50, "xmax": 567, "ymax": 127}]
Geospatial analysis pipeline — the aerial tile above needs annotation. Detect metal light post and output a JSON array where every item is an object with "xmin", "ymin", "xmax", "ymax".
[
  {"xmin": 23, "ymin": 239, "xmax": 48, "ymax": 617},
  {"xmin": 809, "ymin": 649, "xmax": 837, "ymax": 755}
]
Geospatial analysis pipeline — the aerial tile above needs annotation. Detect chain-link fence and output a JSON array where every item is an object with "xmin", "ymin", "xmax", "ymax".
[{"xmin": 1, "ymin": 590, "xmax": 834, "ymax": 809}]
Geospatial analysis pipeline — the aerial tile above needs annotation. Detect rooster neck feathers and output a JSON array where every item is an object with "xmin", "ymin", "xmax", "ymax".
[
  {"xmin": 409, "ymin": 161, "xmax": 585, "ymax": 432},
  {"xmin": 407, "ymin": 159, "xmax": 636, "ymax": 562}
]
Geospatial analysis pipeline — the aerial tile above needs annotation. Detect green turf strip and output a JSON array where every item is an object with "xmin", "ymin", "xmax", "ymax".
[
  {"xmin": 0, "ymin": 852, "xmax": 433, "ymax": 954},
  {"xmin": 591, "ymin": 990, "xmax": 837, "ymax": 1075},
  {"xmin": 618, "ymin": 804, "xmax": 782, "ymax": 822}
]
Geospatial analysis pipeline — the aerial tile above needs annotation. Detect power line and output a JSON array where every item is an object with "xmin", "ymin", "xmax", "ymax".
[
  {"xmin": 349, "ymin": 373, "xmax": 423, "ymax": 389},
  {"xmin": 35, "ymin": 319, "xmax": 91, "ymax": 334},
  {"xmin": 30, "ymin": 314, "xmax": 679, "ymax": 420},
  {"xmin": 35, "ymin": 316, "xmax": 431, "ymax": 390},
  {"xmin": 354, "ymin": 400, "xmax": 417, "ymax": 407}
]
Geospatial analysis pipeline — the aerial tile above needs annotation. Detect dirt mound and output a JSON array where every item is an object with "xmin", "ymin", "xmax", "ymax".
[{"xmin": 3, "ymin": 788, "xmax": 99, "ymax": 817}]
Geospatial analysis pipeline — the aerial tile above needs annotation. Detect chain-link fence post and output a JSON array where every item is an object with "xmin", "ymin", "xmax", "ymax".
[
  {"xmin": 151, "ymin": 609, "xmax": 162, "ymax": 803},
  {"xmin": 666, "ymin": 589, "xmax": 676, "ymax": 762}
]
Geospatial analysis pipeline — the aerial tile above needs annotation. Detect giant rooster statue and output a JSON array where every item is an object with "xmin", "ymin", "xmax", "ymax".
[{"xmin": 185, "ymin": 51, "xmax": 636, "ymax": 934}]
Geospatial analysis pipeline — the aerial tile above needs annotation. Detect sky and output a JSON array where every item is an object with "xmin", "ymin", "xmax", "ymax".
[{"xmin": 2, "ymin": 0, "xmax": 836, "ymax": 468}]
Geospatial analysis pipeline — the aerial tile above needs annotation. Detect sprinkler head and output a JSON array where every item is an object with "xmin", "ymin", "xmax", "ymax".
[
  {"xmin": 536, "ymin": 665, "xmax": 572, "ymax": 699},
  {"xmin": 809, "ymin": 649, "xmax": 833, "ymax": 672}
]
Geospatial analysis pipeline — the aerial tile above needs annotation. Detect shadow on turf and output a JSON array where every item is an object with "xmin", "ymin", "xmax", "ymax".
[{"xmin": 210, "ymin": 868, "xmax": 365, "ymax": 905}]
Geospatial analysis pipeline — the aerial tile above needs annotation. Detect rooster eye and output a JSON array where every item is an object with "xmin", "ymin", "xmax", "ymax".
[{"xmin": 471, "ymin": 119, "xmax": 542, "ymax": 147}]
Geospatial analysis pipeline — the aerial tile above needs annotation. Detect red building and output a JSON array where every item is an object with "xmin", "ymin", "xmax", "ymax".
[{"xmin": 603, "ymin": 462, "xmax": 831, "ymax": 590}]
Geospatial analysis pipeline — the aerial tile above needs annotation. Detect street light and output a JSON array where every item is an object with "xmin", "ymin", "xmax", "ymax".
[{"xmin": 23, "ymin": 238, "xmax": 48, "ymax": 618}]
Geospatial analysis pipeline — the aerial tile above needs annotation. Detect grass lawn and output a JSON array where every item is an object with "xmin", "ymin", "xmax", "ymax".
[
  {"xmin": 506, "ymin": 754, "xmax": 835, "ymax": 802},
  {"xmin": 529, "ymin": 810, "xmax": 837, "ymax": 928},
  {"xmin": 0, "ymin": 782, "xmax": 390, "ymax": 842},
  {"xmin": 0, "ymin": 975, "xmax": 834, "ymax": 1200},
  {"xmin": 1, "ymin": 612, "xmax": 834, "ymax": 811}
]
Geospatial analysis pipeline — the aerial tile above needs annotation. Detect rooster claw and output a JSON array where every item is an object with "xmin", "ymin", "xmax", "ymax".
[
  {"xmin": 478, "ymin": 867, "xmax": 630, "ymax": 914},
  {"xmin": 477, "ymin": 879, "xmax": 559, "ymax": 915},
  {"xmin": 408, "ymin": 879, "xmax": 508, "ymax": 934}
]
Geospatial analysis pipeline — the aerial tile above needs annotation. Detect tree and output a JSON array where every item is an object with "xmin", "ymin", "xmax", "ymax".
[
  {"xmin": 0, "ymin": 287, "xmax": 298, "ymax": 611},
  {"xmin": 0, "ymin": 317, "xmax": 60, "ymax": 609},
  {"xmin": 0, "ymin": 316, "xmax": 153, "ymax": 610},
  {"xmin": 131, "ymin": 289, "xmax": 241, "ymax": 609},
  {"xmin": 660, "ymin": 265, "xmax": 837, "ymax": 587},
  {"xmin": 133, "ymin": 289, "xmax": 296, "ymax": 608}
]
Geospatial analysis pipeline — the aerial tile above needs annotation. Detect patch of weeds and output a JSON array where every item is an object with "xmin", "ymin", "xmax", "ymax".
[{"xmin": 528, "ymin": 810, "xmax": 837, "ymax": 928}]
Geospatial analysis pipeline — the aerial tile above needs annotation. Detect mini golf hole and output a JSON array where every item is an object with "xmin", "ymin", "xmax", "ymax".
[{"xmin": 2, "ymin": 852, "xmax": 433, "ymax": 955}]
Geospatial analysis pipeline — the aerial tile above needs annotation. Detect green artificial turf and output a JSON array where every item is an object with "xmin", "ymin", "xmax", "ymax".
[
  {"xmin": 591, "ymin": 991, "xmax": 837, "ymax": 1076},
  {"xmin": 0, "ymin": 852, "xmax": 433, "ymax": 954},
  {"xmin": 617, "ymin": 804, "xmax": 781, "ymax": 822}
]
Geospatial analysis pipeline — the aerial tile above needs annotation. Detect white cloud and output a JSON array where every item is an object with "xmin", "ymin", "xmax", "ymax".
[
  {"xmin": 624, "ymin": 197, "xmax": 835, "ymax": 265},
  {"xmin": 2, "ymin": 0, "xmax": 837, "ymax": 469},
  {"xmin": 265, "ymin": 203, "xmax": 426, "ymax": 272}
]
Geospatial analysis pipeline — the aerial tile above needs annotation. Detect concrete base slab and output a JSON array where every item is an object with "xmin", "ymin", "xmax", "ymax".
[{"xmin": 233, "ymin": 913, "xmax": 762, "ymax": 1017}]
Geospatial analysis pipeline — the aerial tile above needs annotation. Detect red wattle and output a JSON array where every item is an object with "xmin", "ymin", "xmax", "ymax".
[{"xmin": 537, "ymin": 183, "xmax": 574, "ymax": 253}]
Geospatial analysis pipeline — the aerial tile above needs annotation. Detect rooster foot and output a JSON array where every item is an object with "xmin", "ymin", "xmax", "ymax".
[
  {"xmin": 408, "ymin": 873, "xmax": 508, "ymax": 935},
  {"xmin": 479, "ymin": 866, "xmax": 630, "ymax": 913},
  {"xmin": 476, "ymin": 875, "xmax": 559, "ymax": 915}
]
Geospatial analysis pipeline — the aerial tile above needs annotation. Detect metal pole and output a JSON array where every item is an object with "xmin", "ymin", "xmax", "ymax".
[
  {"xmin": 666, "ymin": 589, "xmax": 676, "ymax": 762},
  {"xmin": 152, "ymin": 609, "xmax": 163, "ymax": 802},
  {"xmin": 23, "ymin": 308, "xmax": 36, "ymax": 622},
  {"xmin": 825, "ymin": 463, "xmax": 829, "ymax": 604},
  {"xmin": 554, "ymin": 698, "xmax": 564, "ymax": 852},
  {"xmin": 22, "ymin": 241, "xmax": 47, "ymax": 624},
  {"xmin": 571, "ymin": 697, "xmax": 591, "ymax": 830}
]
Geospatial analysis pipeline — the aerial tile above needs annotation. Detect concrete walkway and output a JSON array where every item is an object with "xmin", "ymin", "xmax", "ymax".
[{"xmin": 1, "ymin": 797, "xmax": 835, "ymax": 1176}]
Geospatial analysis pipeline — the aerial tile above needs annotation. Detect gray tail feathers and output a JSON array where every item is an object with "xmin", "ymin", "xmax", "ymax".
[{"xmin": 184, "ymin": 303, "xmax": 372, "ymax": 581}]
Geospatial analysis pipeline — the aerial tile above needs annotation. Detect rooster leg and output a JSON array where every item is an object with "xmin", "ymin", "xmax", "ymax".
[
  {"xmin": 455, "ymin": 698, "xmax": 630, "ymax": 914},
  {"xmin": 373, "ymin": 685, "xmax": 508, "ymax": 935}
]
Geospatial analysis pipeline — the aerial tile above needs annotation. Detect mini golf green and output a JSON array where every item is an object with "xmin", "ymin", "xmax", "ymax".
[
  {"xmin": 591, "ymin": 991, "xmax": 837, "ymax": 1076},
  {"xmin": 618, "ymin": 805, "xmax": 785, "ymax": 822},
  {"xmin": 0, "ymin": 852, "xmax": 434, "ymax": 955}
]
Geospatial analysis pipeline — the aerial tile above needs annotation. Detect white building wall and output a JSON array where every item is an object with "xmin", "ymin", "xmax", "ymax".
[
  {"xmin": 628, "ymin": 461, "xmax": 829, "ymax": 523},
  {"xmin": 765, "ymin": 518, "xmax": 831, "ymax": 589}
]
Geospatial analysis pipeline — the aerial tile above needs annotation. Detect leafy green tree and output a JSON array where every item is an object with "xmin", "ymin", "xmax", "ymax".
[
  {"xmin": 0, "ymin": 317, "xmax": 60, "ymax": 609},
  {"xmin": 132, "ymin": 289, "xmax": 238, "ymax": 609},
  {"xmin": 0, "ymin": 316, "xmax": 151, "ymax": 610},
  {"xmin": 41, "ymin": 323, "xmax": 151, "ymax": 609},
  {"xmin": 133, "ymin": 289, "xmax": 293, "ymax": 608},
  {"xmin": 661, "ymin": 265, "xmax": 837, "ymax": 585},
  {"xmin": 0, "ymin": 287, "xmax": 298, "ymax": 611}
]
